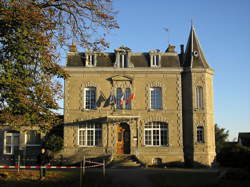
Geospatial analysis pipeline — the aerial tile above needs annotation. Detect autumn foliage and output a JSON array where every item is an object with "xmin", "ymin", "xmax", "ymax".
[{"xmin": 0, "ymin": 0, "xmax": 118, "ymax": 132}]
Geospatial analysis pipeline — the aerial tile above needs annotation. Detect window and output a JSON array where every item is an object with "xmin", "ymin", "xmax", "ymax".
[
  {"xmin": 86, "ymin": 54, "xmax": 96, "ymax": 67},
  {"xmin": 116, "ymin": 88, "xmax": 133, "ymax": 110},
  {"xmin": 116, "ymin": 88, "xmax": 123, "ymax": 109},
  {"xmin": 26, "ymin": 130, "xmax": 41, "ymax": 146},
  {"xmin": 150, "ymin": 87, "xmax": 162, "ymax": 110},
  {"xmin": 84, "ymin": 87, "xmax": 96, "ymax": 109},
  {"xmin": 152, "ymin": 55, "xmax": 160, "ymax": 67},
  {"xmin": 125, "ymin": 88, "xmax": 131, "ymax": 110},
  {"xmin": 196, "ymin": 86, "xmax": 204, "ymax": 109},
  {"xmin": 78, "ymin": 123, "xmax": 102, "ymax": 146},
  {"xmin": 144, "ymin": 122, "xmax": 168, "ymax": 146},
  {"xmin": 4, "ymin": 132, "xmax": 19, "ymax": 155},
  {"xmin": 197, "ymin": 126, "xmax": 204, "ymax": 143},
  {"xmin": 119, "ymin": 54, "xmax": 128, "ymax": 68}
]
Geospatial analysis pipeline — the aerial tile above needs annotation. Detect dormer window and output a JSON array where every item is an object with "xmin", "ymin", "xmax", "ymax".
[
  {"xmin": 119, "ymin": 54, "xmax": 128, "ymax": 68},
  {"xmin": 114, "ymin": 46, "xmax": 131, "ymax": 68},
  {"xmin": 152, "ymin": 55, "xmax": 160, "ymax": 67},
  {"xmin": 86, "ymin": 54, "xmax": 96, "ymax": 67},
  {"xmin": 149, "ymin": 50, "xmax": 161, "ymax": 67}
]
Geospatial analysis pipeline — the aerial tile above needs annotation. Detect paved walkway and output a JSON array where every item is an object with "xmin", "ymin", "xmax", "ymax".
[
  {"xmin": 107, "ymin": 168, "xmax": 156, "ymax": 187},
  {"xmin": 97, "ymin": 168, "xmax": 220, "ymax": 187}
]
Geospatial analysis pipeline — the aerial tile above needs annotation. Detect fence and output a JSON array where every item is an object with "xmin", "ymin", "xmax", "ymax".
[{"xmin": 0, "ymin": 156, "xmax": 106, "ymax": 187}]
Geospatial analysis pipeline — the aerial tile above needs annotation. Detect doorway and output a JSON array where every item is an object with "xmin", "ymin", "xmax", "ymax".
[{"xmin": 116, "ymin": 123, "xmax": 130, "ymax": 154}]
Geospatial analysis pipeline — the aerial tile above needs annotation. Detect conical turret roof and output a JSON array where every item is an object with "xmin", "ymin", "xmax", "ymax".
[{"xmin": 183, "ymin": 25, "xmax": 210, "ymax": 68}]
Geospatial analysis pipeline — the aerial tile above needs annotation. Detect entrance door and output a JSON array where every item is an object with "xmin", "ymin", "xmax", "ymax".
[{"xmin": 116, "ymin": 123, "xmax": 130, "ymax": 154}]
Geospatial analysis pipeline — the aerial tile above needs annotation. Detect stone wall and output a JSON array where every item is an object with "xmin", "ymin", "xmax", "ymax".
[{"xmin": 63, "ymin": 68, "xmax": 185, "ymax": 165}]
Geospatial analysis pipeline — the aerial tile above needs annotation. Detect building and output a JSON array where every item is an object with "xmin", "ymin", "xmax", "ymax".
[
  {"xmin": 62, "ymin": 26, "xmax": 216, "ymax": 166},
  {"xmin": 0, "ymin": 115, "xmax": 63, "ymax": 165},
  {"xmin": 0, "ymin": 125, "xmax": 42, "ymax": 164},
  {"xmin": 238, "ymin": 133, "xmax": 250, "ymax": 147}
]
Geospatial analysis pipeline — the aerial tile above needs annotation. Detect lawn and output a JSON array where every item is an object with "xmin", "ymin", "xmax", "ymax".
[
  {"xmin": 1, "ymin": 168, "xmax": 250, "ymax": 187},
  {"xmin": 0, "ymin": 169, "xmax": 112, "ymax": 187}
]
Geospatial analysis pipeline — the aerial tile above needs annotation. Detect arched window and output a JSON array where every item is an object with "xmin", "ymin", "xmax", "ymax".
[
  {"xmin": 196, "ymin": 86, "xmax": 204, "ymax": 109},
  {"xmin": 144, "ymin": 122, "xmax": 168, "ymax": 146}
]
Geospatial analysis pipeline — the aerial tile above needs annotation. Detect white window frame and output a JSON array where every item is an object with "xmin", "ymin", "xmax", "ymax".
[
  {"xmin": 150, "ymin": 87, "xmax": 162, "ymax": 110},
  {"xmin": 196, "ymin": 86, "xmax": 204, "ymax": 109},
  {"xmin": 197, "ymin": 126, "xmax": 204, "ymax": 143},
  {"xmin": 86, "ymin": 54, "xmax": 96, "ymax": 67},
  {"xmin": 25, "ymin": 130, "xmax": 41, "ymax": 146},
  {"xmin": 78, "ymin": 123, "xmax": 102, "ymax": 147},
  {"xmin": 119, "ymin": 54, "xmax": 128, "ymax": 68},
  {"xmin": 151, "ymin": 55, "xmax": 160, "ymax": 67},
  {"xmin": 144, "ymin": 122, "xmax": 168, "ymax": 146},
  {"xmin": 84, "ymin": 87, "xmax": 96, "ymax": 110},
  {"xmin": 3, "ymin": 132, "xmax": 20, "ymax": 155}
]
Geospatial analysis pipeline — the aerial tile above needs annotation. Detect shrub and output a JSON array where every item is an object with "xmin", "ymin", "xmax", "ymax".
[
  {"xmin": 43, "ymin": 134, "xmax": 63, "ymax": 153},
  {"xmin": 216, "ymin": 143, "xmax": 250, "ymax": 169}
]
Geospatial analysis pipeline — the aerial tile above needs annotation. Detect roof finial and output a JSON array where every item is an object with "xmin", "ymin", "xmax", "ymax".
[{"xmin": 191, "ymin": 19, "xmax": 194, "ymax": 29}]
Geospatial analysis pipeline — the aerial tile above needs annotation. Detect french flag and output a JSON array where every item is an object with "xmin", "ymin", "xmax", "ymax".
[
  {"xmin": 120, "ymin": 94, "xmax": 124, "ymax": 105},
  {"xmin": 126, "ymin": 93, "xmax": 135, "ymax": 104}
]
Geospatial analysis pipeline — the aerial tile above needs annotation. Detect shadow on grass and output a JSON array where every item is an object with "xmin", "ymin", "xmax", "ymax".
[{"xmin": 0, "ymin": 170, "xmax": 114, "ymax": 187}]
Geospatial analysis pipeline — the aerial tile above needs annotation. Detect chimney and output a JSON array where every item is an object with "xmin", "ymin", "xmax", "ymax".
[
  {"xmin": 69, "ymin": 42, "xmax": 77, "ymax": 53},
  {"xmin": 165, "ymin": 44, "xmax": 176, "ymax": 53}
]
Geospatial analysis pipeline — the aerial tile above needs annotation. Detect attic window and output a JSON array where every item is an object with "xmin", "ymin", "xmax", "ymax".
[
  {"xmin": 150, "ymin": 54, "xmax": 160, "ymax": 67},
  {"xmin": 119, "ymin": 54, "xmax": 128, "ymax": 68},
  {"xmin": 152, "ymin": 55, "xmax": 159, "ymax": 67},
  {"xmin": 86, "ymin": 54, "xmax": 96, "ymax": 67}
]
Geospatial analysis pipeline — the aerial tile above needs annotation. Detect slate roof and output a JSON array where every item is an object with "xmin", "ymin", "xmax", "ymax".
[
  {"xmin": 183, "ymin": 25, "xmax": 210, "ymax": 68},
  {"xmin": 66, "ymin": 26, "xmax": 211, "ymax": 69},
  {"xmin": 67, "ymin": 52, "xmax": 181, "ymax": 68}
]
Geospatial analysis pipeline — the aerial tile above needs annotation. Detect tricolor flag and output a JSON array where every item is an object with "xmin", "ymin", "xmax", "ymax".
[
  {"xmin": 109, "ymin": 93, "xmax": 116, "ymax": 105},
  {"xmin": 126, "ymin": 93, "xmax": 135, "ymax": 104},
  {"xmin": 96, "ymin": 91, "xmax": 106, "ymax": 107},
  {"xmin": 120, "ymin": 94, "xmax": 124, "ymax": 105}
]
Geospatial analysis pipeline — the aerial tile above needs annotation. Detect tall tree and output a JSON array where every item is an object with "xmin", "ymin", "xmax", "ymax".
[
  {"xmin": 0, "ymin": 0, "xmax": 118, "ymax": 132},
  {"xmin": 215, "ymin": 124, "xmax": 229, "ymax": 153}
]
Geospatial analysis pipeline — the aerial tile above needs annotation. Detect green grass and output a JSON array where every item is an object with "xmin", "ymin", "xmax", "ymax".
[{"xmin": 0, "ymin": 169, "xmax": 113, "ymax": 187}]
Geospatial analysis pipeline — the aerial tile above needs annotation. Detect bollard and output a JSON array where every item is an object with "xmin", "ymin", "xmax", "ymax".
[
  {"xmin": 17, "ymin": 155, "xmax": 20, "ymax": 173},
  {"xmin": 83, "ymin": 156, "xmax": 85, "ymax": 176},
  {"xmin": 103, "ymin": 159, "xmax": 105, "ymax": 176}
]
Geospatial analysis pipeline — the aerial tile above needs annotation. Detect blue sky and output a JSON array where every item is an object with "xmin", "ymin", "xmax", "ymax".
[{"xmin": 61, "ymin": 0, "xmax": 250, "ymax": 140}]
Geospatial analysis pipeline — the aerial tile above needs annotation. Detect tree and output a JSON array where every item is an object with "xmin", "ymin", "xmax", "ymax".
[
  {"xmin": 215, "ymin": 124, "xmax": 229, "ymax": 153},
  {"xmin": 0, "ymin": 0, "xmax": 118, "ymax": 132},
  {"xmin": 43, "ymin": 135, "xmax": 64, "ymax": 153}
]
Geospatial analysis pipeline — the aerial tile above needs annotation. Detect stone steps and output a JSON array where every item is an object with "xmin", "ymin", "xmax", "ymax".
[{"xmin": 108, "ymin": 154, "xmax": 142, "ymax": 168}]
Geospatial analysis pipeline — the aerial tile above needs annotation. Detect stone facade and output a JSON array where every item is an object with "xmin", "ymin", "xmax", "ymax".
[{"xmin": 63, "ymin": 26, "xmax": 216, "ymax": 166}]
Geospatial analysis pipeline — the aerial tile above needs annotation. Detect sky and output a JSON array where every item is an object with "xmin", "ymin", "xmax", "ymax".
[{"xmin": 61, "ymin": 0, "xmax": 250, "ymax": 140}]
